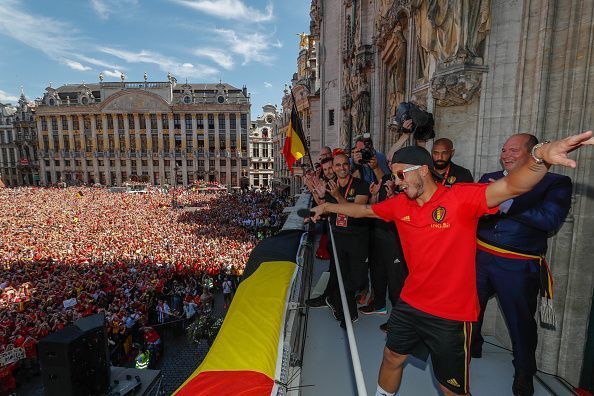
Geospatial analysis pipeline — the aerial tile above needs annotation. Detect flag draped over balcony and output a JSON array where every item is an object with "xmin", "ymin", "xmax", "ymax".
[{"xmin": 282, "ymin": 101, "xmax": 307, "ymax": 172}]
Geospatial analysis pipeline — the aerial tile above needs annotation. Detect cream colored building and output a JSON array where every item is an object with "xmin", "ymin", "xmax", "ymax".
[
  {"xmin": 249, "ymin": 105, "xmax": 276, "ymax": 188},
  {"xmin": 0, "ymin": 93, "xmax": 38, "ymax": 187},
  {"xmin": 35, "ymin": 78, "xmax": 251, "ymax": 188},
  {"xmin": 305, "ymin": 0, "xmax": 594, "ymax": 387}
]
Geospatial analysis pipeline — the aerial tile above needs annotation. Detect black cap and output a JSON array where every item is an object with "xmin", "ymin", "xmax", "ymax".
[
  {"xmin": 391, "ymin": 146, "xmax": 443, "ymax": 180},
  {"xmin": 391, "ymin": 146, "xmax": 434, "ymax": 168}
]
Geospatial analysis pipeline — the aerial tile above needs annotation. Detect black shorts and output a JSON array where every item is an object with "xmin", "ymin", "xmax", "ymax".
[{"xmin": 386, "ymin": 301, "xmax": 472, "ymax": 395}]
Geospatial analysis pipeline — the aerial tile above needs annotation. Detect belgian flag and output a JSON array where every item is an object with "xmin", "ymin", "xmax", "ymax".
[{"xmin": 282, "ymin": 101, "xmax": 307, "ymax": 171}]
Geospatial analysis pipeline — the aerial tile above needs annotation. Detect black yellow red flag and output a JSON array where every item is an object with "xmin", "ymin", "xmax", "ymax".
[{"xmin": 282, "ymin": 101, "xmax": 307, "ymax": 171}]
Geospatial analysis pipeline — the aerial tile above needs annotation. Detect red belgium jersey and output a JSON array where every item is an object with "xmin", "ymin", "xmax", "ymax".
[{"xmin": 372, "ymin": 183, "xmax": 497, "ymax": 322}]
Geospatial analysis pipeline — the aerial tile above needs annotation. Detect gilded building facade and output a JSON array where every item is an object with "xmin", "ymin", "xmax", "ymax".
[
  {"xmin": 307, "ymin": 0, "xmax": 594, "ymax": 387},
  {"xmin": 35, "ymin": 78, "xmax": 251, "ymax": 188},
  {"xmin": 249, "ymin": 105, "xmax": 276, "ymax": 188}
]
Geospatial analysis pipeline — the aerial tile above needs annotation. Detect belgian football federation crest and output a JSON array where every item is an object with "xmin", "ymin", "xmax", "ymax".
[
  {"xmin": 432, "ymin": 206, "xmax": 446, "ymax": 223},
  {"xmin": 348, "ymin": 188, "xmax": 355, "ymax": 197},
  {"xmin": 447, "ymin": 176, "xmax": 456, "ymax": 185}
]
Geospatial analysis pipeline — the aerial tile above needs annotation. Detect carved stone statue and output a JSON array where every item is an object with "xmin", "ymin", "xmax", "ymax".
[
  {"xmin": 387, "ymin": 24, "xmax": 407, "ymax": 116},
  {"xmin": 427, "ymin": 0, "xmax": 491, "ymax": 64}
]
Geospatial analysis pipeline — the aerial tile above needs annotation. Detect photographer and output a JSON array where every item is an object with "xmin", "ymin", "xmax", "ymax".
[{"xmin": 351, "ymin": 137, "xmax": 390, "ymax": 185}]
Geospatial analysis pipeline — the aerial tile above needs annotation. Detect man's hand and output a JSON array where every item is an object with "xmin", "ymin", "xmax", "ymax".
[
  {"xmin": 327, "ymin": 180, "xmax": 341, "ymax": 199},
  {"xmin": 313, "ymin": 178, "xmax": 326, "ymax": 198},
  {"xmin": 309, "ymin": 204, "xmax": 326, "ymax": 223},
  {"xmin": 537, "ymin": 131, "xmax": 594, "ymax": 168},
  {"xmin": 368, "ymin": 155, "xmax": 379, "ymax": 170},
  {"xmin": 402, "ymin": 119, "xmax": 413, "ymax": 133},
  {"xmin": 384, "ymin": 179, "xmax": 396, "ymax": 198},
  {"xmin": 369, "ymin": 182, "xmax": 381, "ymax": 196}
]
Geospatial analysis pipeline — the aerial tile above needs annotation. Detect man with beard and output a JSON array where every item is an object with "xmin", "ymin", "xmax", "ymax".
[
  {"xmin": 308, "ymin": 131, "xmax": 593, "ymax": 396},
  {"xmin": 431, "ymin": 138, "xmax": 474, "ymax": 185},
  {"xmin": 322, "ymin": 153, "xmax": 369, "ymax": 329}
]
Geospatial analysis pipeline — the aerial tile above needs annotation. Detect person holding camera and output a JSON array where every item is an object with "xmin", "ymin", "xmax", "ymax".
[
  {"xmin": 307, "ymin": 130, "xmax": 593, "ymax": 396},
  {"xmin": 431, "ymin": 138, "xmax": 474, "ymax": 186},
  {"xmin": 351, "ymin": 137, "xmax": 390, "ymax": 185}
]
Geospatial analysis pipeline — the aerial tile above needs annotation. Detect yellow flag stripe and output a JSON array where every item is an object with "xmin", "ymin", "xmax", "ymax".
[{"xmin": 174, "ymin": 261, "xmax": 297, "ymax": 393}]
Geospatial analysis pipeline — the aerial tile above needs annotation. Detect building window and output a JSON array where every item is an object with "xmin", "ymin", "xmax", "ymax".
[
  {"xmin": 173, "ymin": 114, "xmax": 181, "ymax": 129},
  {"xmin": 153, "ymin": 160, "xmax": 159, "ymax": 166},
  {"xmin": 187, "ymin": 160, "xmax": 193, "ymax": 167},
  {"xmin": 229, "ymin": 114, "xmax": 236, "ymax": 130},
  {"xmin": 209, "ymin": 159, "xmax": 215, "ymax": 167},
  {"xmin": 240, "ymin": 113, "xmax": 247, "ymax": 129},
  {"xmin": 186, "ymin": 135, "xmax": 193, "ymax": 152},
  {"xmin": 72, "ymin": 117, "xmax": 79, "ymax": 130},
  {"xmin": 65, "ymin": 160, "xmax": 71, "ymax": 166},
  {"xmin": 61, "ymin": 116, "xmax": 68, "ymax": 130},
  {"xmin": 196, "ymin": 114, "xmax": 204, "ymax": 129},
  {"xmin": 107, "ymin": 115, "xmax": 114, "ymax": 130},
  {"xmin": 40, "ymin": 117, "xmax": 47, "ymax": 131},
  {"xmin": 150, "ymin": 114, "xmax": 157, "ymax": 131},
  {"xmin": 138, "ymin": 115, "xmax": 146, "ymax": 130},
  {"xmin": 185, "ymin": 114, "xmax": 192, "ymax": 130},
  {"xmin": 117, "ymin": 115, "xmax": 124, "ymax": 132},
  {"xmin": 197, "ymin": 159, "xmax": 204, "ymax": 167},
  {"xmin": 328, "ymin": 109, "xmax": 335, "ymax": 126},
  {"xmin": 51, "ymin": 116, "xmax": 58, "ymax": 132},
  {"xmin": 142, "ymin": 160, "xmax": 148, "ymax": 166},
  {"xmin": 218, "ymin": 113, "xmax": 226, "ymax": 130},
  {"xmin": 162, "ymin": 114, "xmax": 169, "ymax": 130},
  {"xmin": 208, "ymin": 114, "xmax": 215, "ymax": 129},
  {"xmin": 95, "ymin": 115, "xmax": 102, "ymax": 131}
]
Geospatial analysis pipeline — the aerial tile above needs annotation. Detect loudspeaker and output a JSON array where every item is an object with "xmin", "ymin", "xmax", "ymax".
[{"xmin": 39, "ymin": 313, "xmax": 110, "ymax": 396}]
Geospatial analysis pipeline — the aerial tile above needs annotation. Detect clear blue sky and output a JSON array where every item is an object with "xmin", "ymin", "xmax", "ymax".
[{"xmin": 0, "ymin": 0, "xmax": 310, "ymax": 118}]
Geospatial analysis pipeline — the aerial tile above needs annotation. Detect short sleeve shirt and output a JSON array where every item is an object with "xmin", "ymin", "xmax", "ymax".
[
  {"xmin": 325, "ymin": 176, "xmax": 370, "ymax": 232},
  {"xmin": 372, "ymin": 183, "xmax": 498, "ymax": 321}
]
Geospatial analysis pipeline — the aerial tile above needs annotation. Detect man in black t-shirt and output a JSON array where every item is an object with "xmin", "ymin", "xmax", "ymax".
[
  {"xmin": 359, "ymin": 174, "xmax": 408, "ymax": 331},
  {"xmin": 323, "ymin": 153, "xmax": 370, "ymax": 328},
  {"xmin": 431, "ymin": 138, "xmax": 474, "ymax": 186}
]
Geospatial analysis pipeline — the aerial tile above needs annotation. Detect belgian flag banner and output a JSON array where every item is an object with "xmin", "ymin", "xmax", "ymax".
[{"xmin": 282, "ymin": 101, "xmax": 307, "ymax": 171}]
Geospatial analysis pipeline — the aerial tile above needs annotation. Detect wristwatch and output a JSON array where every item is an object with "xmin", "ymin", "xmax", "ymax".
[{"xmin": 531, "ymin": 140, "xmax": 550, "ymax": 165}]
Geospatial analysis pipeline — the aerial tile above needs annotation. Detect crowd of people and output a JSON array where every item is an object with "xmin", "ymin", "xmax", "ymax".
[{"xmin": 0, "ymin": 185, "xmax": 290, "ymax": 392}]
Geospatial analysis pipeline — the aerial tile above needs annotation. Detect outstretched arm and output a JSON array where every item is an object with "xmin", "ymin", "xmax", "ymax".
[
  {"xmin": 486, "ymin": 131, "xmax": 593, "ymax": 208},
  {"xmin": 310, "ymin": 202, "xmax": 380, "ymax": 222}
]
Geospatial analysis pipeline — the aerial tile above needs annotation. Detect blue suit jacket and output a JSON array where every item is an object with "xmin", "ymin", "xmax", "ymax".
[{"xmin": 477, "ymin": 171, "xmax": 572, "ymax": 255}]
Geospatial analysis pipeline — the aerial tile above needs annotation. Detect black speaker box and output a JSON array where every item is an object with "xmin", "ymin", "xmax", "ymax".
[{"xmin": 38, "ymin": 313, "xmax": 110, "ymax": 396}]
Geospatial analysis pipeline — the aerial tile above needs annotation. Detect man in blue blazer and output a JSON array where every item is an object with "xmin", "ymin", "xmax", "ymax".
[{"xmin": 472, "ymin": 133, "xmax": 572, "ymax": 396}]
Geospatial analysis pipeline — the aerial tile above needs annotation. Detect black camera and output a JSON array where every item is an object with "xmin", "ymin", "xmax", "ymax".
[
  {"xmin": 359, "ymin": 137, "xmax": 375, "ymax": 164},
  {"xmin": 393, "ymin": 102, "xmax": 435, "ymax": 141}
]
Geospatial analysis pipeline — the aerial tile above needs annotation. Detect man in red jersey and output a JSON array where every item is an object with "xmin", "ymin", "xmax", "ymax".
[{"xmin": 309, "ymin": 131, "xmax": 593, "ymax": 396}]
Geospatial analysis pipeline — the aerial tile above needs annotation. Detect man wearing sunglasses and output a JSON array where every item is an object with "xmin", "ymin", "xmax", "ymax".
[{"xmin": 308, "ymin": 131, "xmax": 593, "ymax": 396}]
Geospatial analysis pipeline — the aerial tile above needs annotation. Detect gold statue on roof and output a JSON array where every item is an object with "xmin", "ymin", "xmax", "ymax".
[{"xmin": 297, "ymin": 32, "xmax": 309, "ymax": 49}]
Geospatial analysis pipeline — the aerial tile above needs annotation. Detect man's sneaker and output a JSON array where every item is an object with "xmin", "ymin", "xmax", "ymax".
[
  {"xmin": 325, "ymin": 297, "xmax": 340, "ymax": 321},
  {"xmin": 379, "ymin": 322, "xmax": 388, "ymax": 333},
  {"xmin": 359, "ymin": 304, "xmax": 387, "ymax": 315},
  {"xmin": 340, "ymin": 315, "xmax": 359, "ymax": 329},
  {"xmin": 305, "ymin": 295, "xmax": 327, "ymax": 308}
]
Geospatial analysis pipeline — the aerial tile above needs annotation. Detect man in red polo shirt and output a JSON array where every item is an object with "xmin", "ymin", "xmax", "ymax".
[{"xmin": 309, "ymin": 131, "xmax": 593, "ymax": 396}]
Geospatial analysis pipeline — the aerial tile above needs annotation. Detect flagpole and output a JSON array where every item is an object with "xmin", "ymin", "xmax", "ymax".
[{"xmin": 289, "ymin": 89, "xmax": 314, "ymax": 170}]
